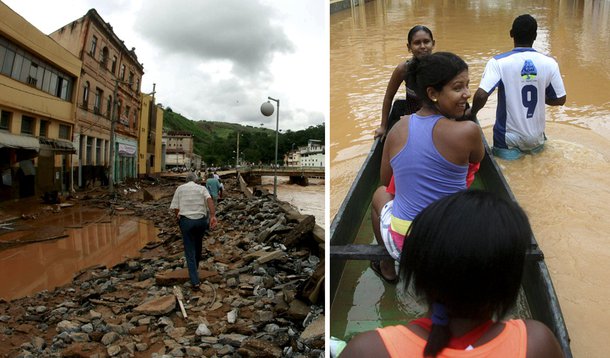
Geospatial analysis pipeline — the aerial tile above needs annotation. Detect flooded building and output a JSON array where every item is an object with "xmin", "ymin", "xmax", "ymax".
[
  {"xmin": 49, "ymin": 9, "xmax": 144, "ymax": 187},
  {"xmin": 0, "ymin": 2, "xmax": 80, "ymax": 201},
  {"xmin": 138, "ymin": 91, "xmax": 164, "ymax": 176}
]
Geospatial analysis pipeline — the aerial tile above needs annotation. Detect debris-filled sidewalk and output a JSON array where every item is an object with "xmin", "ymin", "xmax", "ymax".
[{"xmin": 0, "ymin": 175, "xmax": 325, "ymax": 357}]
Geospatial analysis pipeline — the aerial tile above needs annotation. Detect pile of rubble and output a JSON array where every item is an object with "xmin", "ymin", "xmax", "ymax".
[{"xmin": 0, "ymin": 176, "xmax": 325, "ymax": 357}]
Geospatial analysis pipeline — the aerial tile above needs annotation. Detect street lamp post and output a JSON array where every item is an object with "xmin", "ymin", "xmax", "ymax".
[{"xmin": 260, "ymin": 97, "xmax": 279, "ymax": 198}]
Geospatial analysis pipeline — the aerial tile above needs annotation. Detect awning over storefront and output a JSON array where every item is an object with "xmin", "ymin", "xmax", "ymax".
[
  {"xmin": 0, "ymin": 131, "xmax": 40, "ymax": 151},
  {"xmin": 39, "ymin": 138, "xmax": 76, "ymax": 154},
  {"xmin": 118, "ymin": 143, "xmax": 136, "ymax": 157}
]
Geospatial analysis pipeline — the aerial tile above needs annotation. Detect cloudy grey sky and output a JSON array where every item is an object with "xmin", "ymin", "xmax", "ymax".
[{"xmin": 3, "ymin": 0, "xmax": 327, "ymax": 131}]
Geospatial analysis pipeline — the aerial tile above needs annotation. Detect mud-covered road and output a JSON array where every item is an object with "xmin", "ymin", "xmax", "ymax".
[{"xmin": 0, "ymin": 175, "xmax": 324, "ymax": 357}]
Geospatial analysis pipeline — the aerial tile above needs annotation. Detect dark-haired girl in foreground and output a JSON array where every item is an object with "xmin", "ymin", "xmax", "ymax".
[
  {"xmin": 370, "ymin": 52, "xmax": 484, "ymax": 283},
  {"xmin": 343, "ymin": 190, "xmax": 564, "ymax": 357}
]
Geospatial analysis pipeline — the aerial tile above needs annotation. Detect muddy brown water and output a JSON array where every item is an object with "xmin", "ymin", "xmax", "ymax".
[
  {"xmin": 0, "ymin": 206, "xmax": 158, "ymax": 301},
  {"xmin": 261, "ymin": 176, "xmax": 325, "ymax": 227},
  {"xmin": 331, "ymin": 1, "xmax": 610, "ymax": 356}
]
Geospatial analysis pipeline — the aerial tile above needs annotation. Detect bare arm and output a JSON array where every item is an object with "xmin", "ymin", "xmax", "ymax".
[
  {"xmin": 341, "ymin": 331, "xmax": 391, "ymax": 358},
  {"xmin": 173, "ymin": 208, "xmax": 180, "ymax": 220},
  {"xmin": 546, "ymin": 95, "xmax": 566, "ymax": 106},
  {"xmin": 525, "ymin": 320, "xmax": 564, "ymax": 358},
  {"xmin": 375, "ymin": 63, "xmax": 406, "ymax": 139},
  {"xmin": 469, "ymin": 88, "xmax": 490, "ymax": 117},
  {"xmin": 468, "ymin": 122, "xmax": 485, "ymax": 164}
]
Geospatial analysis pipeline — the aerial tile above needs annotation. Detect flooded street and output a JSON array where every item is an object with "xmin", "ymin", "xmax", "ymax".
[
  {"xmin": 0, "ymin": 206, "xmax": 158, "ymax": 301},
  {"xmin": 330, "ymin": 1, "xmax": 610, "ymax": 356},
  {"xmin": 261, "ymin": 176, "xmax": 325, "ymax": 227}
]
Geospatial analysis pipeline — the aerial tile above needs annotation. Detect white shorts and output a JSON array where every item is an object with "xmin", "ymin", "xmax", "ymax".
[{"xmin": 380, "ymin": 200, "xmax": 401, "ymax": 261}]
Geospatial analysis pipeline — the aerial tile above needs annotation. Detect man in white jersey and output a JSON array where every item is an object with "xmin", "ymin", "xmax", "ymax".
[
  {"xmin": 170, "ymin": 172, "xmax": 217, "ymax": 288},
  {"xmin": 469, "ymin": 14, "xmax": 566, "ymax": 160}
]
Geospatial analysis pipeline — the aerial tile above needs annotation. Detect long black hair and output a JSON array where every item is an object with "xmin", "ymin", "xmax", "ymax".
[
  {"xmin": 405, "ymin": 52, "xmax": 468, "ymax": 107},
  {"xmin": 399, "ymin": 190, "xmax": 531, "ymax": 357}
]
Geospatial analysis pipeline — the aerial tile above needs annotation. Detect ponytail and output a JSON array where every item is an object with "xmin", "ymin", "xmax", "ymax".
[
  {"xmin": 403, "ymin": 52, "xmax": 469, "ymax": 107},
  {"xmin": 423, "ymin": 303, "xmax": 451, "ymax": 357}
]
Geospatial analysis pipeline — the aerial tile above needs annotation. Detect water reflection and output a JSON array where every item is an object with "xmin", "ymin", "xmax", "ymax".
[{"xmin": 0, "ymin": 214, "xmax": 158, "ymax": 301}]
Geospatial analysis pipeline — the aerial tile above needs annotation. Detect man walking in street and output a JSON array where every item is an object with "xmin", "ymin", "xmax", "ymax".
[
  {"xmin": 170, "ymin": 172, "xmax": 217, "ymax": 288},
  {"xmin": 205, "ymin": 174, "xmax": 222, "ymax": 206},
  {"xmin": 469, "ymin": 14, "xmax": 566, "ymax": 160},
  {"xmin": 213, "ymin": 171, "xmax": 224, "ymax": 199}
]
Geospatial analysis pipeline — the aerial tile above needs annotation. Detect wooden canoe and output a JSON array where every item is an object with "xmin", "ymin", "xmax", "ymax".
[{"xmin": 329, "ymin": 100, "xmax": 572, "ymax": 357}]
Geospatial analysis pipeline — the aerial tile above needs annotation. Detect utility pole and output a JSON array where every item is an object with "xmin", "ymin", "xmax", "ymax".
[
  {"xmin": 236, "ymin": 132, "xmax": 240, "ymax": 171},
  {"xmin": 108, "ymin": 79, "xmax": 119, "ymax": 193}
]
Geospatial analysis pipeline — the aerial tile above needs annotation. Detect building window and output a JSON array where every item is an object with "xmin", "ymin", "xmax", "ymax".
[
  {"xmin": 94, "ymin": 88, "xmax": 102, "ymax": 114},
  {"xmin": 90, "ymin": 36, "xmax": 97, "ymax": 56},
  {"xmin": 128, "ymin": 71, "xmax": 134, "ymax": 87},
  {"xmin": 82, "ymin": 81, "xmax": 89, "ymax": 109},
  {"xmin": 86, "ymin": 137, "xmax": 93, "ymax": 164},
  {"xmin": 27, "ymin": 62, "xmax": 39, "ymax": 86},
  {"xmin": 18, "ymin": 55, "xmax": 31, "ymax": 82},
  {"xmin": 106, "ymin": 95, "xmax": 112, "ymax": 118},
  {"xmin": 1, "ymin": 46, "xmax": 15, "ymax": 75},
  {"xmin": 136, "ymin": 78, "xmax": 140, "ymax": 93},
  {"xmin": 96, "ymin": 138, "xmax": 102, "ymax": 165},
  {"xmin": 0, "ymin": 110, "xmax": 11, "ymax": 130},
  {"xmin": 21, "ymin": 115, "xmax": 34, "ymax": 135},
  {"xmin": 42, "ymin": 68, "xmax": 52, "ymax": 92},
  {"xmin": 59, "ymin": 124, "xmax": 70, "ymax": 140},
  {"xmin": 100, "ymin": 47, "xmax": 109, "ymax": 68},
  {"xmin": 111, "ymin": 56, "xmax": 117, "ymax": 74},
  {"xmin": 119, "ymin": 64, "xmax": 125, "ymax": 80},
  {"xmin": 39, "ymin": 120, "xmax": 49, "ymax": 137},
  {"xmin": 57, "ymin": 76, "xmax": 71, "ymax": 100}
]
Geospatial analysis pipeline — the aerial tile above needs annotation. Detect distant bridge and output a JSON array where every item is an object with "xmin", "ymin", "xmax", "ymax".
[{"xmin": 237, "ymin": 166, "xmax": 324, "ymax": 186}]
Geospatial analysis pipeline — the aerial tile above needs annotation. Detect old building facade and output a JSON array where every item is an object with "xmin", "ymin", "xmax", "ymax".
[
  {"xmin": 138, "ymin": 92, "xmax": 164, "ymax": 176},
  {"xmin": 163, "ymin": 131, "xmax": 197, "ymax": 170},
  {"xmin": 49, "ymin": 9, "xmax": 144, "ymax": 187},
  {"xmin": 0, "ymin": 2, "xmax": 81, "ymax": 201}
]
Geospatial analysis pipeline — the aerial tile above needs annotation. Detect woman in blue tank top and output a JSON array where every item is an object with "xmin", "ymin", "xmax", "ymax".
[{"xmin": 370, "ymin": 52, "xmax": 485, "ymax": 284}]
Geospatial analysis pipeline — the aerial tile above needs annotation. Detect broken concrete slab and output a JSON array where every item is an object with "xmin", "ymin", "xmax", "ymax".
[{"xmin": 133, "ymin": 295, "xmax": 176, "ymax": 316}]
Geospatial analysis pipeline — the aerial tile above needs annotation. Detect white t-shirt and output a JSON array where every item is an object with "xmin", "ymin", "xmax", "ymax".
[
  {"xmin": 479, "ymin": 48, "xmax": 566, "ymax": 150},
  {"xmin": 169, "ymin": 181, "xmax": 211, "ymax": 220}
]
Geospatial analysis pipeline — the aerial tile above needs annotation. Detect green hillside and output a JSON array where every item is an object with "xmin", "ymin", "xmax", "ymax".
[{"xmin": 163, "ymin": 108, "xmax": 324, "ymax": 167}]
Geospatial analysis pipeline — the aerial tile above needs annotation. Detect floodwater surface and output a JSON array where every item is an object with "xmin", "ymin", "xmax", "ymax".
[
  {"xmin": 330, "ymin": 1, "xmax": 610, "ymax": 356},
  {"xmin": 0, "ymin": 207, "xmax": 158, "ymax": 301},
  {"xmin": 261, "ymin": 176, "xmax": 325, "ymax": 227}
]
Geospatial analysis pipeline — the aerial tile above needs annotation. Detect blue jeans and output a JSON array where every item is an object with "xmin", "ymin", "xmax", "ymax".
[{"xmin": 178, "ymin": 216, "xmax": 209, "ymax": 285}]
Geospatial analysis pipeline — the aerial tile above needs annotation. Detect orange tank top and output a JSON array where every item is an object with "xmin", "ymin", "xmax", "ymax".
[{"xmin": 376, "ymin": 319, "xmax": 527, "ymax": 358}]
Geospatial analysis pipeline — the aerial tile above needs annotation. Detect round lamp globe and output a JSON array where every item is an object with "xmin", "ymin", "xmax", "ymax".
[{"xmin": 260, "ymin": 101, "xmax": 274, "ymax": 117}]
